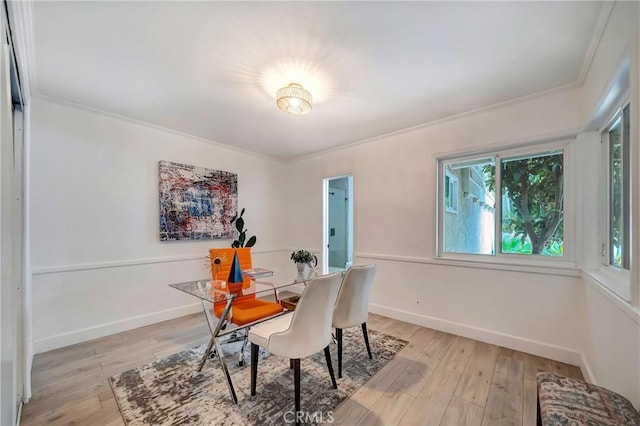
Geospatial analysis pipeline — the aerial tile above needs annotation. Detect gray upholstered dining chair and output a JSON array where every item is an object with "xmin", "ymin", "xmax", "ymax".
[
  {"xmin": 248, "ymin": 272, "xmax": 343, "ymax": 422},
  {"xmin": 331, "ymin": 264, "xmax": 377, "ymax": 378}
]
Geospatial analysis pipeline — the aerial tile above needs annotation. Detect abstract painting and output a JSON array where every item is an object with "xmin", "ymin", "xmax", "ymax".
[{"xmin": 159, "ymin": 161, "xmax": 237, "ymax": 241}]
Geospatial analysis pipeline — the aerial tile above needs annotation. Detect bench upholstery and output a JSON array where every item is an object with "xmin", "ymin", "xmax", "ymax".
[{"xmin": 537, "ymin": 372, "xmax": 640, "ymax": 426}]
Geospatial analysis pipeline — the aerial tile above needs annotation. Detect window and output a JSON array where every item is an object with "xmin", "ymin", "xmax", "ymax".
[
  {"xmin": 440, "ymin": 147, "xmax": 565, "ymax": 258},
  {"xmin": 602, "ymin": 104, "xmax": 630, "ymax": 271},
  {"xmin": 444, "ymin": 169, "xmax": 459, "ymax": 214}
]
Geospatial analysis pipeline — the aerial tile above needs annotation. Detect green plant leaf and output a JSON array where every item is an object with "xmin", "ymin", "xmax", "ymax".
[
  {"xmin": 235, "ymin": 217, "xmax": 244, "ymax": 233},
  {"xmin": 246, "ymin": 236, "xmax": 256, "ymax": 247},
  {"xmin": 231, "ymin": 241, "xmax": 240, "ymax": 248},
  {"xmin": 240, "ymin": 208, "xmax": 245, "ymax": 217},
  {"xmin": 239, "ymin": 233, "xmax": 246, "ymax": 247}
]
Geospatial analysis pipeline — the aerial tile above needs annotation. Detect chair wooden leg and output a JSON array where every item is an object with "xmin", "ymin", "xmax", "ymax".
[
  {"xmin": 336, "ymin": 328, "xmax": 343, "ymax": 378},
  {"xmin": 250, "ymin": 343, "xmax": 259, "ymax": 396},
  {"xmin": 293, "ymin": 358, "xmax": 301, "ymax": 425},
  {"xmin": 324, "ymin": 346, "xmax": 338, "ymax": 389},
  {"xmin": 362, "ymin": 322, "xmax": 372, "ymax": 359}
]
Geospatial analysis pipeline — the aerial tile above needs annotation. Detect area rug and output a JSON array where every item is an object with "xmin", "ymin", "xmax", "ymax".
[{"xmin": 110, "ymin": 327, "xmax": 407, "ymax": 425}]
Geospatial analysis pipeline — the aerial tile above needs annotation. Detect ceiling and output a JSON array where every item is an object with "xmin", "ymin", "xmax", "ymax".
[{"xmin": 32, "ymin": 1, "xmax": 604, "ymax": 159}]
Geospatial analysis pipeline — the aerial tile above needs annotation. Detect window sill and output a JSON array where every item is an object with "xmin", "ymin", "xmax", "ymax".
[
  {"xmin": 583, "ymin": 269, "xmax": 639, "ymax": 323},
  {"xmin": 433, "ymin": 255, "xmax": 579, "ymax": 277},
  {"xmin": 356, "ymin": 252, "xmax": 580, "ymax": 277}
]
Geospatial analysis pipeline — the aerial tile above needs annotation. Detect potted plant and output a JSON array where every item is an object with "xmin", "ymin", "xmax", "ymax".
[
  {"xmin": 231, "ymin": 208, "xmax": 256, "ymax": 248},
  {"xmin": 290, "ymin": 250, "xmax": 318, "ymax": 273},
  {"xmin": 205, "ymin": 207, "xmax": 256, "ymax": 284}
]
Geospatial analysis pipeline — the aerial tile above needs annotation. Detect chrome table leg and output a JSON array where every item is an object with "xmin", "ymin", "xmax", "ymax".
[{"xmin": 215, "ymin": 337, "xmax": 238, "ymax": 404}]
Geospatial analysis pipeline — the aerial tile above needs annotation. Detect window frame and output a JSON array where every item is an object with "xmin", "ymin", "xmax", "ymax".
[
  {"xmin": 598, "ymin": 101, "xmax": 631, "ymax": 300},
  {"xmin": 436, "ymin": 141, "xmax": 574, "ymax": 267},
  {"xmin": 444, "ymin": 169, "xmax": 459, "ymax": 214}
]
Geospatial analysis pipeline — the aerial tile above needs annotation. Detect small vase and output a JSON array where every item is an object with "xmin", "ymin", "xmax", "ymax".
[{"xmin": 296, "ymin": 262, "xmax": 307, "ymax": 274}]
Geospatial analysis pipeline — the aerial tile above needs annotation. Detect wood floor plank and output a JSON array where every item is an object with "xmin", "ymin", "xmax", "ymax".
[
  {"xmin": 417, "ymin": 331, "xmax": 457, "ymax": 367},
  {"xmin": 399, "ymin": 366, "xmax": 462, "ymax": 426},
  {"xmin": 551, "ymin": 360, "xmax": 584, "ymax": 380},
  {"xmin": 440, "ymin": 396, "xmax": 485, "ymax": 426},
  {"xmin": 497, "ymin": 347, "xmax": 526, "ymax": 362},
  {"xmin": 99, "ymin": 388, "xmax": 116, "ymax": 405},
  {"xmin": 396, "ymin": 327, "xmax": 437, "ymax": 359},
  {"xmin": 27, "ymin": 396, "xmax": 102, "ymax": 426},
  {"xmin": 390, "ymin": 328, "xmax": 446, "ymax": 397},
  {"xmin": 523, "ymin": 378, "xmax": 537, "ymax": 426},
  {"xmin": 523, "ymin": 354, "xmax": 553, "ymax": 381},
  {"xmin": 357, "ymin": 386, "xmax": 415, "ymax": 426},
  {"xmin": 481, "ymin": 355, "xmax": 524, "ymax": 426},
  {"xmin": 32, "ymin": 360, "xmax": 103, "ymax": 389},
  {"xmin": 350, "ymin": 353, "xmax": 413, "ymax": 408},
  {"xmin": 32, "ymin": 344, "xmax": 96, "ymax": 372},
  {"xmin": 439, "ymin": 336, "xmax": 477, "ymax": 373},
  {"xmin": 455, "ymin": 341, "xmax": 499, "ymax": 407},
  {"xmin": 22, "ymin": 380, "xmax": 109, "ymax": 423},
  {"xmin": 330, "ymin": 398, "xmax": 369, "ymax": 426},
  {"xmin": 66, "ymin": 404, "xmax": 122, "ymax": 426},
  {"xmin": 92, "ymin": 334, "xmax": 126, "ymax": 355},
  {"xmin": 394, "ymin": 331, "xmax": 457, "ymax": 397},
  {"xmin": 22, "ymin": 313, "xmax": 586, "ymax": 426},
  {"xmin": 390, "ymin": 357, "xmax": 434, "ymax": 398},
  {"xmin": 393, "ymin": 322, "xmax": 422, "ymax": 341}
]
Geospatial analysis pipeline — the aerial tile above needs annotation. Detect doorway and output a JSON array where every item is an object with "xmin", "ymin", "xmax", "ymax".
[{"xmin": 323, "ymin": 175, "xmax": 354, "ymax": 273}]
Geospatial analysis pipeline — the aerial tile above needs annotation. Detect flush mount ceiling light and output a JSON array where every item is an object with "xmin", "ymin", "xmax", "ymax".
[{"xmin": 276, "ymin": 83, "xmax": 312, "ymax": 115}]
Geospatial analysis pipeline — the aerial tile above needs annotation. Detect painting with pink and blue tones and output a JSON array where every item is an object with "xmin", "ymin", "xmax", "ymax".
[{"xmin": 159, "ymin": 161, "xmax": 237, "ymax": 241}]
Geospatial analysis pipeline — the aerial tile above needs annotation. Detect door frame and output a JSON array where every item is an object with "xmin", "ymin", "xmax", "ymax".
[{"xmin": 322, "ymin": 174, "xmax": 354, "ymax": 274}]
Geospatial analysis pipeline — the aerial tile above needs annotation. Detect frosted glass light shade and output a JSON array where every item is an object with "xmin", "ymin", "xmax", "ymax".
[{"xmin": 276, "ymin": 83, "xmax": 312, "ymax": 115}]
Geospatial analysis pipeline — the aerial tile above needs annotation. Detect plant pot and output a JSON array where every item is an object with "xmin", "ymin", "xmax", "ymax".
[{"xmin": 296, "ymin": 262, "xmax": 307, "ymax": 274}]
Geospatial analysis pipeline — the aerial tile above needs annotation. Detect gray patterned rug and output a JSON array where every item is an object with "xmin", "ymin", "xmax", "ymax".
[{"xmin": 110, "ymin": 327, "xmax": 407, "ymax": 425}]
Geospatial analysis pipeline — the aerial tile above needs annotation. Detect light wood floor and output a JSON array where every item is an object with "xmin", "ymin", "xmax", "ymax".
[{"xmin": 21, "ymin": 313, "xmax": 583, "ymax": 426}]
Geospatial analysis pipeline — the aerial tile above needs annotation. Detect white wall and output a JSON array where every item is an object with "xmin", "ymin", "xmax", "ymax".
[
  {"xmin": 283, "ymin": 2, "xmax": 640, "ymax": 408},
  {"xmin": 30, "ymin": 98, "xmax": 289, "ymax": 352},
  {"xmin": 576, "ymin": 2, "xmax": 640, "ymax": 407},
  {"xmin": 285, "ymin": 87, "xmax": 587, "ymax": 362},
  {"xmin": 27, "ymin": 0, "xmax": 640, "ymax": 410}
]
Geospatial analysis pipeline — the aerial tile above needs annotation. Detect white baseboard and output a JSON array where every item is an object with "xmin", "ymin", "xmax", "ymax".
[
  {"xmin": 370, "ymin": 303, "xmax": 596, "ymax": 382},
  {"xmin": 33, "ymin": 303, "xmax": 202, "ymax": 354},
  {"xmin": 578, "ymin": 352, "xmax": 598, "ymax": 385}
]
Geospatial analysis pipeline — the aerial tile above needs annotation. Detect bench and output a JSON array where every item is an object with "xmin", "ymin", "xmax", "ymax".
[{"xmin": 537, "ymin": 372, "xmax": 640, "ymax": 425}]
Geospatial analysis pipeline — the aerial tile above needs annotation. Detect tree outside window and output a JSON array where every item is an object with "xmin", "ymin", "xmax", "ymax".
[{"xmin": 442, "ymin": 149, "xmax": 564, "ymax": 257}]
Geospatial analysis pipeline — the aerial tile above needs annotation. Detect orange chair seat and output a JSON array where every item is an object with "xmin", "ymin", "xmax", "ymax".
[{"xmin": 214, "ymin": 299, "xmax": 284, "ymax": 326}]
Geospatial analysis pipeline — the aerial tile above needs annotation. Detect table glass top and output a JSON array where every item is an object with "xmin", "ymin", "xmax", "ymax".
[{"xmin": 169, "ymin": 268, "xmax": 326, "ymax": 305}]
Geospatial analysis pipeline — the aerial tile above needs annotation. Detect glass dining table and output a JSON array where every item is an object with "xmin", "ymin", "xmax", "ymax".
[{"xmin": 169, "ymin": 268, "xmax": 323, "ymax": 404}]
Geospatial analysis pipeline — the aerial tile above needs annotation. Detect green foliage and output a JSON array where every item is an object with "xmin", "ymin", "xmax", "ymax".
[
  {"xmin": 609, "ymin": 124, "xmax": 623, "ymax": 266},
  {"xmin": 290, "ymin": 250, "xmax": 317, "ymax": 266},
  {"xmin": 542, "ymin": 240, "xmax": 564, "ymax": 256},
  {"xmin": 231, "ymin": 208, "xmax": 257, "ymax": 248},
  {"xmin": 501, "ymin": 233, "xmax": 563, "ymax": 256},
  {"xmin": 501, "ymin": 233, "xmax": 532, "ymax": 254},
  {"xmin": 485, "ymin": 153, "xmax": 563, "ymax": 255}
]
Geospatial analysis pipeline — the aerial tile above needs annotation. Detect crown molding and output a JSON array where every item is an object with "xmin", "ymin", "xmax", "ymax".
[
  {"xmin": 577, "ymin": 1, "xmax": 615, "ymax": 85},
  {"xmin": 26, "ymin": 1, "xmax": 614, "ymax": 164},
  {"xmin": 287, "ymin": 81, "xmax": 582, "ymax": 163},
  {"xmin": 33, "ymin": 94, "xmax": 286, "ymax": 163}
]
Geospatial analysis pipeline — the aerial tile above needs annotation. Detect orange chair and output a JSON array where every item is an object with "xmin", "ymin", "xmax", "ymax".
[{"xmin": 208, "ymin": 248, "xmax": 284, "ymax": 364}]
